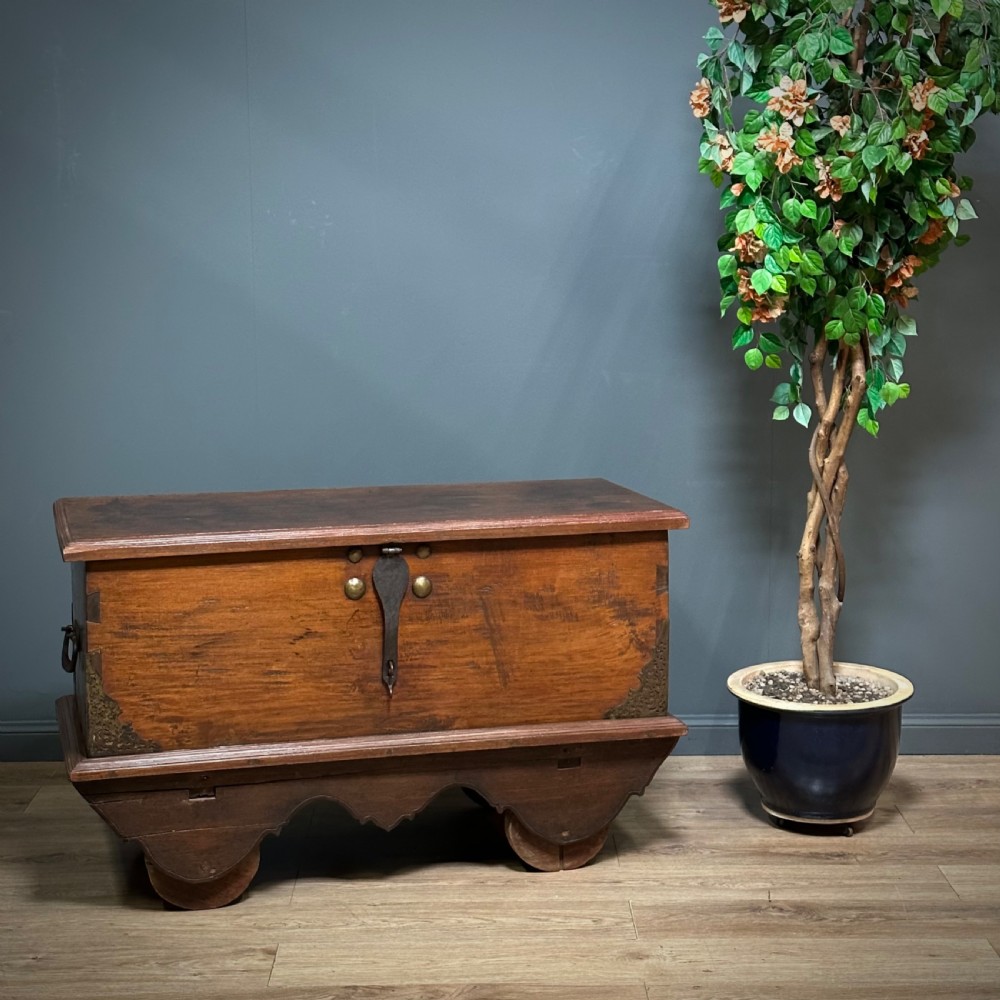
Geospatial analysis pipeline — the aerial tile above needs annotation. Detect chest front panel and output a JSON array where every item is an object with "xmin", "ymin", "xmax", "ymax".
[{"xmin": 80, "ymin": 532, "xmax": 669, "ymax": 755}]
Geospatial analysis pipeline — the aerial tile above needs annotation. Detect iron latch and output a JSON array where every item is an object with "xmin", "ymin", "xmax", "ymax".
[{"xmin": 372, "ymin": 545, "xmax": 409, "ymax": 697}]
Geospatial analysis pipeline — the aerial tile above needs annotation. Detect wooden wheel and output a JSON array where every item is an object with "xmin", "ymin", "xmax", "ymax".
[
  {"xmin": 503, "ymin": 812, "xmax": 609, "ymax": 872},
  {"xmin": 145, "ymin": 846, "xmax": 260, "ymax": 910}
]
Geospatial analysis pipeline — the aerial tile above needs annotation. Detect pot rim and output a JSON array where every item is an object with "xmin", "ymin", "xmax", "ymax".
[{"xmin": 727, "ymin": 660, "xmax": 914, "ymax": 713}]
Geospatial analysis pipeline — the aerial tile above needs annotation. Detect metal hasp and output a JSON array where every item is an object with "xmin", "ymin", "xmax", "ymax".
[{"xmin": 372, "ymin": 545, "xmax": 409, "ymax": 697}]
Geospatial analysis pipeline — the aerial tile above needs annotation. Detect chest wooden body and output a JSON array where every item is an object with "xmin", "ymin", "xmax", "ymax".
[{"xmin": 55, "ymin": 479, "xmax": 688, "ymax": 759}]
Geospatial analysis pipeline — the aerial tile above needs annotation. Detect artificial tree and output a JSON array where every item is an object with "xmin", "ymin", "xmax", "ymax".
[{"xmin": 692, "ymin": 0, "xmax": 998, "ymax": 696}]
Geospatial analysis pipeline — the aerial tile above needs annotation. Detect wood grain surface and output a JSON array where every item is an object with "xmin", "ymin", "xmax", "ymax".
[
  {"xmin": 2, "ymin": 755, "xmax": 997, "ymax": 998},
  {"xmin": 54, "ymin": 479, "xmax": 689, "ymax": 561},
  {"xmin": 81, "ymin": 533, "xmax": 670, "ymax": 753}
]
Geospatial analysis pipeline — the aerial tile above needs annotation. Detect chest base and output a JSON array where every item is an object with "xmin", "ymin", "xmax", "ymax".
[{"xmin": 59, "ymin": 696, "xmax": 686, "ymax": 908}]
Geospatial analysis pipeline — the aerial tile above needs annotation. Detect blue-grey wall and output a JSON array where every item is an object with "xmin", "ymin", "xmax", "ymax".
[{"xmin": 2, "ymin": 0, "xmax": 998, "ymax": 758}]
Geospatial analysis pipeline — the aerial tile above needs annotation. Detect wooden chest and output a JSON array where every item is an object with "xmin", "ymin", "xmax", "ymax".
[{"xmin": 55, "ymin": 479, "xmax": 689, "ymax": 908}]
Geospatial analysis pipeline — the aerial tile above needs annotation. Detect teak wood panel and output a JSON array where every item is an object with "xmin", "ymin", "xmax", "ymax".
[{"xmin": 82, "ymin": 533, "xmax": 669, "ymax": 754}]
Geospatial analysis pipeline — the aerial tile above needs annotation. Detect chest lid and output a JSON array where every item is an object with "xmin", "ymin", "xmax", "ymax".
[{"xmin": 54, "ymin": 478, "xmax": 689, "ymax": 562}]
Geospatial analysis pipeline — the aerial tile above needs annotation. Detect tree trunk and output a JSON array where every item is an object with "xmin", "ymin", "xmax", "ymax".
[{"xmin": 797, "ymin": 342, "xmax": 867, "ymax": 693}]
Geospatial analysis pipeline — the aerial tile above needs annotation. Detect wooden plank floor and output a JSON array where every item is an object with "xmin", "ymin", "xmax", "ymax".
[{"xmin": 1, "ymin": 756, "xmax": 998, "ymax": 999}]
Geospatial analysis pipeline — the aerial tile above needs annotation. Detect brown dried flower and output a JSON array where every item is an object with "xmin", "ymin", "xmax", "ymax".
[
  {"xmin": 902, "ymin": 129, "xmax": 931, "ymax": 160},
  {"xmin": 814, "ymin": 157, "xmax": 843, "ymax": 202},
  {"xmin": 883, "ymin": 254, "xmax": 921, "ymax": 290},
  {"xmin": 710, "ymin": 132, "xmax": 736, "ymax": 171},
  {"xmin": 730, "ymin": 182, "xmax": 746, "ymax": 197},
  {"xmin": 887, "ymin": 284, "xmax": 919, "ymax": 309},
  {"xmin": 830, "ymin": 115, "xmax": 852, "ymax": 137},
  {"xmin": 690, "ymin": 78, "xmax": 713, "ymax": 119},
  {"xmin": 737, "ymin": 269, "xmax": 766, "ymax": 305},
  {"xmin": 715, "ymin": 0, "xmax": 751, "ymax": 25},
  {"xmin": 908, "ymin": 79, "xmax": 941, "ymax": 113},
  {"xmin": 733, "ymin": 231, "xmax": 767, "ymax": 263},
  {"xmin": 736, "ymin": 270, "xmax": 787, "ymax": 322},
  {"xmin": 752, "ymin": 298, "xmax": 788, "ymax": 323},
  {"xmin": 917, "ymin": 218, "xmax": 946, "ymax": 245},
  {"xmin": 766, "ymin": 76, "xmax": 815, "ymax": 127},
  {"xmin": 756, "ymin": 122, "xmax": 803, "ymax": 174}
]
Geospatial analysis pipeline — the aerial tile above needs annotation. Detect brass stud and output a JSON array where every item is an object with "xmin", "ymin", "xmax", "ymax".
[
  {"xmin": 412, "ymin": 575, "xmax": 432, "ymax": 599},
  {"xmin": 344, "ymin": 577, "xmax": 366, "ymax": 600},
  {"xmin": 347, "ymin": 548, "xmax": 364, "ymax": 564},
  {"xmin": 416, "ymin": 544, "xmax": 431, "ymax": 559}
]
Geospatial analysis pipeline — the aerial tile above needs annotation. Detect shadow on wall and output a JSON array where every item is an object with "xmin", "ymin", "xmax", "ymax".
[{"xmin": 833, "ymin": 123, "xmax": 1000, "ymax": 668}]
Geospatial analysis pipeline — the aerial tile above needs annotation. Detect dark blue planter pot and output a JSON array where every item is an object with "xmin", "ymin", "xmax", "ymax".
[{"xmin": 728, "ymin": 662, "xmax": 914, "ymax": 826}]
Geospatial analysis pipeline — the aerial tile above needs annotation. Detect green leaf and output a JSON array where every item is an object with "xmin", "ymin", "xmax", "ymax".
[
  {"xmin": 829, "ymin": 27, "xmax": 854, "ymax": 57},
  {"xmin": 867, "ymin": 121, "xmax": 894, "ymax": 147},
  {"xmin": 927, "ymin": 90, "xmax": 951, "ymax": 116},
  {"xmin": 732, "ymin": 327, "xmax": 755, "ymax": 349},
  {"xmin": 798, "ymin": 274, "xmax": 817, "ymax": 295},
  {"xmin": 735, "ymin": 208, "xmax": 758, "ymax": 234},
  {"xmin": 799, "ymin": 199, "xmax": 818, "ymax": 220},
  {"xmin": 956, "ymin": 199, "xmax": 978, "ymax": 220},
  {"xmin": 718, "ymin": 254, "xmax": 739, "ymax": 278},
  {"xmin": 818, "ymin": 231, "xmax": 839, "ymax": 256},
  {"xmin": 931, "ymin": 0, "xmax": 950, "ymax": 16},
  {"xmin": 800, "ymin": 250, "xmax": 825, "ymax": 275},
  {"xmin": 771, "ymin": 274, "xmax": 789, "ymax": 294},
  {"xmin": 745, "ymin": 168, "xmax": 764, "ymax": 192},
  {"xmin": 797, "ymin": 32, "xmax": 828, "ymax": 62},
  {"xmin": 751, "ymin": 269, "xmax": 773, "ymax": 295},
  {"xmin": 753, "ymin": 198, "xmax": 778, "ymax": 225},
  {"xmin": 773, "ymin": 405, "xmax": 790, "ymax": 421},
  {"xmin": 825, "ymin": 319, "xmax": 846, "ymax": 340},
  {"xmin": 765, "ymin": 353, "xmax": 783, "ymax": 369},
  {"xmin": 762, "ymin": 224, "xmax": 786, "ymax": 250},
  {"xmin": 895, "ymin": 48, "xmax": 920, "ymax": 79},
  {"xmin": 764, "ymin": 254, "xmax": 784, "ymax": 275},
  {"xmin": 731, "ymin": 152, "xmax": 757, "ymax": 175},
  {"xmin": 858, "ymin": 409, "xmax": 880, "ymax": 437},
  {"xmin": 831, "ymin": 156, "xmax": 854, "ymax": 180},
  {"xmin": 793, "ymin": 403, "xmax": 811, "ymax": 427},
  {"xmin": 896, "ymin": 315, "xmax": 918, "ymax": 337},
  {"xmin": 737, "ymin": 305, "xmax": 754, "ymax": 326},
  {"xmin": 837, "ymin": 225, "xmax": 865, "ymax": 257},
  {"xmin": 720, "ymin": 294, "xmax": 737, "ymax": 317},
  {"xmin": 880, "ymin": 382, "xmax": 902, "ymax": 406},
  {"xmin": 812, "ymin": 58, "xmax": 833, "ymax": 86},
  {"xmin": 846, "ymin": 286, "xmax": 868, "ymax": 311},
  {"xmin": 745, "ymin": 348, "xmax": 764, "ymax": 371},
  {"xmin": 759, "ymin": 333, "xmax": 783, "ymax": 354},
  {"xmin": 862, "ymin": 144, "xmax": 888, "ymax": 170},
  {"xmin": 771, "ymin": 383, "xmax": 795, "ymax": 405},
  {"xmin": 794, "ymin": 130, "xmax": 819, "ymax": 157}
]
